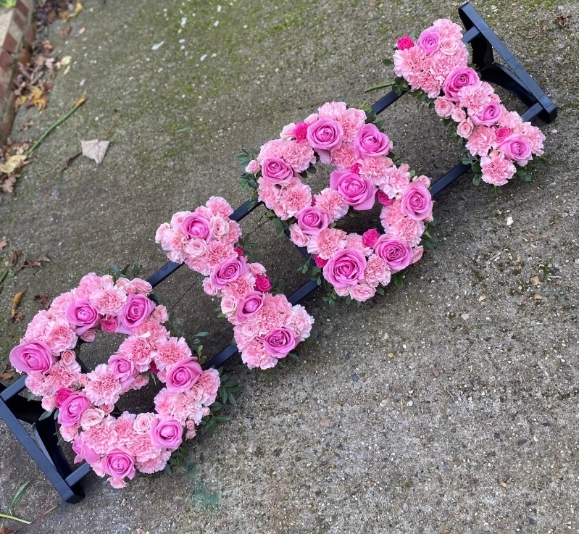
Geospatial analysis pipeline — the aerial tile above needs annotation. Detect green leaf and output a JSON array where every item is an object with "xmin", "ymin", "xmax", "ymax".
[
  {"xmin": 193, "ymin": 331, "xmax": 209, "ymax": 337},
  {"xmin": 364, "ymin": 82, "xmax": 395, "ymax": 93},
  {"xmin": 9, "ymin": 480, "xmax": 32, "ymax": 515},
  {"xmin": 382, "ymin": 58, "xmax": 394, "ymax": 66},
  {"xmin": 393, "ymin": 273, "xmax": 404, "ymax": 288},
  {"xmin": 472, "ymin": 175, "xmax": 482, "ymax": 186},
  {"xmin": 38, "ymin": 410, "xmax": 53, "ymax": 421},
  {"xmin": 108, "ymin": 264, "xmax": 123, "ymax": 281}
]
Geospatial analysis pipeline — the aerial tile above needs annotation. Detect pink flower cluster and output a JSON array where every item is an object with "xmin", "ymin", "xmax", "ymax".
[
  {"xmin": 156, "ymin": 197, "xmax": 315, "ymax": 370},
  {"xmin": 244, "ymin": 103, "xmax": 433, "ymax": 302},
  {"xmin": 393, "ymin": 20, "xmax": 545, "ymax": 186},
  {"xmin": 9, "ymin": 273, "xmax": 220, "ymax": 488}
]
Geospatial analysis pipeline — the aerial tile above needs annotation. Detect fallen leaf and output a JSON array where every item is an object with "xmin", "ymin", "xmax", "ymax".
[
  {"xmin": 0, "ymin": 154, "xmax": 27, "ymax": 174},
  {"xmin": 9, "ymin": 250, "xmax": 21, "ymax": 267},
  {"xmin": 530, "ymin": 276, "xmax": 541, "ymax": 286},
  {"xmin": 0, "ymin": 364, "xmax": 14, "ymax": 381},
  {"xmin": 11, "ymin": 289, "xmax": 26, "ymax": 321},
  {"xmin": 16, "ymin": 254, "xmax": 50, "ymax": 271},
  {"xmin": 34, "ymin": 292, "xmax": 51, "ymax": 309},
  {"xmin": 81, "ymin": 139, "xmax": 110, "ymax": 164},
  {"xmin": 59, "ymin": 25, "xmax": 72, "ymax": 39},
  {"xmin": 59, "ymin": 56, "xmax": 72, "ymax": 68},
  {"xmin": 0, "ymin": 237, "xmax": 7, "ymax": 251},
  {"xmin": 0, "ymin": 526, "xmax": 15, "ymax": 534},
  {"xmin": 62, "ymin": 1, "xmax": 83, "ymax": 21},
  {"xmin": 1, "ymin": 175, "xmax": 17, "ymax": 193},
  {"xmin": 12, "ymin": 311, "xmax": 25, "ymax": 323},
  {"xmin": 28, "ymin": 85, "xmax": 48, "ymax": 111}
]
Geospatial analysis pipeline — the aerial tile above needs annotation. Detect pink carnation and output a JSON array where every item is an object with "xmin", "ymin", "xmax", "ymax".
[
  {"xmin": 480, "ymin": 150, "xmax": 517, "ymax": 186},
  {"xmin": 155, "ymin": 337, "xmax": 193, "ymax": 371},
  {"xmin": 85, "ymin": 364, "xmax": 123, "ymax": 406},
  {"xmin": 308, "ymin": 228, "xmax": 348, "ymax": 259},
  {"xmin": 314, "ymin": 188, "xmax": 348, "ymax": 220},
  {"xmin": 206, "ymin": 196, "xmax": 233, "ymax": 218},
  {"xmin": 465, "ymin": 126, "xmax": 496, "ymax": 157},
  {"xmin": 364, "ymin": 255, "xmax": 391, "ymax": 287},
  {"xmin": 388, "ymin": 217, "xmax": 425, "ymax": 247},
  {"xmin": 358, "ymin": 155, "xmax": 393, "ymax": 185},
  {"xmin": 380, "ymin": 164, "xmax": 411, "ymax": 197}
]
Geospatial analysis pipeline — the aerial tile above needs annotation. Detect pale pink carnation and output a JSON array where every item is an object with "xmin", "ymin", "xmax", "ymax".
[
  {"xmin": 314, "ymin": 188, "xmax": 348, "ymax": 220},
  {"xmin": 308, "ymin": 228, "xmax": 348, "ymax": 259},
  {"xmin": 133, "ymin": 317, "xmax": 169, "ymax": 344},
  {"xmin": 317, "ymin": 101, "xmax": 348, "ymax": 120},
  {"xmin": 82, "ymin": 417, "xmax": 118, "ymax": 455},
  {"xmin": 118, "ymin": 336, "xmax": 156, "ymax": 372},
  {"xmin": 345, "ymin": 233, "xmax": 372, "ymax": 256},
  {"xmin": 287, "ymin": 305, "xmax": 314, "ymax": 341},
  {"xmin": 241, "ymin": 339, "xmax": 277, "ymax": 370},
  {"xmin": 281, "ymin": 140, "xmax": 316, "ymax": 173},
  {"xmin": 331, "ymin": 143, "xmax": 357, "ymax": 170},
  {"xmin": 85, "ymin": 364, "xmax": 123, "ymax": 406},
  {"xmin": 480, "ymin": 150, "xmax": 517, "ymax": 186},
  {"xmin": 458, "ymin": 81, "xmax": 494, "ymax": 115},
  {"xmin": 46, "ymin": 361, "xmax": 82, "ymax": 393},
  {"xmin": 155, "ymin": 337, "xmax": 192, "ymax": 371},
  {"xmin": 89, "ymin": 286, "xmax": 127, "ymax": 316},
  {"xmin": 25, "ymin": 372, "xmax": 50, "ymax": 396},
  {"xmin": 60, "ymin": 424, "xmax": 79, "ymax": 443},
  {"xmin": 432, "ymin": 18, "xmax": 464, "ymax": 40},
  {"xmin": 152, "ymin": 305, "xmax": 169, "ymax": 323},
  {"xmin": 48, "ymin": 291, "xmax": 76, "ymax": 320},
  {"xmin": 206, "ymin": 196, "xmax": 233, "ymax": 218},
  {"xmin": 381, "ymin": 164, "xmax": 411, "ymax": 198},
  {"xmin": 137, "ymin": 450, "xmax": 171, "ymax": 474},
  {"xmin": 465, "ymin": 126, "xmax": 496, "ymax": 157},
  {"xmin": 350, "ymin": 283, "xmax": 377, "ymax": 302},
  {"xmin": 41, "ymin": 395, "xmax": 57, "ymax": 411},
  {"xmin": 280, "ymin": 122, "xmax": 297, "ymax": 140},
  {"xmin": 170, "ymin": 211, "xmax": 190, "ymax": 227},
  {"xmin": 23, "ymin": 310, "xmax": 52, "ymax": 341},
  {"xmin": 364, "ymin": 255, "xmax": 391, "ymax": 287},
  {"xmin": 515, "ymin": 123, "xmax": 545, "ymax": 155},
  {"xmin": 380, "ymin": 201, "xmax": 404, "ymax": 228},
  {"xmin": 76, "ymin": 273, "xmax": 106, "ymax": 300},
  {"xmin": 221, "ymin": 272, "xmax": 256, "ymax": 301},
  {"xmin": 498, "ymin": 108, "xmax": 523, "ymax": 129},
  {"xmin": 44, "ymin": 319, "xmax": 77, "ymax": 354},
  {"xmin": 388, "ymin": 217, "xmax": 425, "ymax": 247},
  {"xmin": 359, "ymin": 156, "xmax": 393, "ymax": 185},
  {"xmin": 196, "ymin": 368, "xmax": 221, "ymax": 406},
  {"xmin": 283, "ymin": 179, "xmax": 312, "ymax": 218},
  {"xmin": 339, "ymin": 107, "xmax": 367, "ymax": 142}
]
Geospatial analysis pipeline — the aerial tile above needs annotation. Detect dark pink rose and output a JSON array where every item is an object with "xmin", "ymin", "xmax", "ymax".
[
  {"xmin": 100, "ymin": 315, "xmax": 118, "ymax": 333},
  {"xmin": 210, "ymin": 257, "xmax": 248, "ymax": 289},
  {"xmin": 236, "ymin": 291, "xmax": 265, "ymax": 323},
  {"xmin": 65, "ymin": 299, "xmax": 100, "ymax": 335},
  {"xmin": 117, "ymin": 294, "xmax": 156, "ymax": 334},
  {"xmin": 322, "ymin": 248, "xmax": 367, "ymax": 288},
  {"xmin": 294, "ymin": 122, "xmax": 308, "ymax": 141},
  {"xmin": 471, "ymin": 102, "xmax": 502, "ymax": 127},
  {"xmin": 101, "ymin": 449, "xmax": 136, "ymax": 480},
  {"xmin": 374, "ymin": 237, "xmax": 413, "ymax": 272},
  {"xmin": 297, "ymin": 207, "xmax": 329, "ymax": 236},
  {"xmin": 362, "ymin": 229, "xmax": 380, "ymax": 248},
  {"xmin": 416, "ymin": 29, "xmax": 440, "ymax": 56},
  {"xmin": 109, "ymin": 355, "xmax": 136, "ymax": 389},
  {"xmin": 255, "ymin": 274, "xmax": 272, "ymax": 292},
  {"xmin": 494, "ymin": 127, "xmax": 512, "ymax": 145},
  {"xmin": 55, "ymin": 387, "xmax": 74, "ymax": 408},
  {"xmin": 314, "ymin": 255, "xmax": 328, "ymax": 268},
  {"xmin": 354, "ymin": 124, "xmax": 391, "ymax": 158},
  {"xmin": 377, "ymin": 190, "xmax": 394, "ymax": 206},
  {"xmin": 350, "ymin": 163, "xmax": 361, "ymax": 174},
  {"xmin": 166, "ymin": 357, "xmax": 203, "ymax": 392},
  {"xmin": 329, "ymin": 170, "xmax": 376, "ymax": 211},
  {"xmin": 261, "ymin": 157, "xmax": 294, "ymax": 185},
  {"xmin": 499, "ymin": 134, "xmax": 532, "ymax": 165},
  {"xmin": 10, "ymin": 341, "xmax": 55, "ymax": 374},
  {"xmin": 400, "ymin": 182, "xmax": 434, "ymax": 221},
  {"xmin": 397, "ymin": 35, "xmax": 414, "ymax": 50},
  {"xmin": 58, "ymin": 393, "xmax": 92, "ymax": 426},
  {"xmin": 150, "ymin": 416, "xmax": 183, "ymax": 450},
  {"xmin": 263, "ymin": 327, "xmax": 297, "ymax": 358},
  {"xmin": 234, "ymin": 246, "xmax": 244, "ymax": 257},
  {"xmin": 443, "ymin": 67, "xmax": 479, "ymax": 101},
  {"xmin": 307, "ymin": 118, "xmax": 343, "ymax": 164},
  {"xmin": 180, "ymin": 213, "xmax": 212, "ymax": 241}
]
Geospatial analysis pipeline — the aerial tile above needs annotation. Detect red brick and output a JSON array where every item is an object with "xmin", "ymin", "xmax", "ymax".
[
  {"xmin": 0, "ymin": 51, "xmax": 13, "ymax": 72},
  {"xmin": 3, "ymin": 33, "xmax": 18, "ymax": 54},
  {"xmin": 13, "ymin": 11, "xmax": 25, "ymax": 31},
  {"xmin": 23, "ymin": 25, "xmax": 35, "ymax": 49},
  {"xmin": 16, "ymin": 0, "xmax": 29, "ymax": 19}
]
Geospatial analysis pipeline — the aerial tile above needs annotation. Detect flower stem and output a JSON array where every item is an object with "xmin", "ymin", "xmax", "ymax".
[{"xmin": 0, "ymin": 512, "xmax": 31, "ymax": 524}]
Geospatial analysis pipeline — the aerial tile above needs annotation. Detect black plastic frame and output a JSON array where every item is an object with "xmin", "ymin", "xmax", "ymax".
[{"xmin": 0, "ymin": 2, "xmax": 556, "ymax": 503}]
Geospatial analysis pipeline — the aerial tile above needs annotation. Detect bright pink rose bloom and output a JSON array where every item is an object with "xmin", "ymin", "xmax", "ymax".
[
  {"xmin": 329, "ymin": 170, "xmax": 376, "ymax": 211},
  {"xmin": 236, "ymin": 291, "xmax": 265, "ymax": 323},
  {"xmin": 245, "ymin": 160, "xmax": 261, "ymax": 174},
  {"xmin": 376, "ymin": 190, "xmax": 393, "ymax": 206},
  {"xmin": 166, "ymin": 357, "xmax": 203, "ymax": 392},
  {"xmin": 362, "ymin": 229, "xmax": 380, "ymax": 248},
  {"xmin": 499, "ymin": 134, "xmax": 533, "ymax": 165},
  {"xmin": 108, "ymin": 355, "xmax": 136, "ymax": 389},
  {"xmin": 180, "ymin": 213, "xmax": 212, "ymax": 241},
  {"xmin": 263, "ymin": 327, "xmax": 297, "ymax": 358},
  {"xmin": 294, "ymin": 122, "xmax": 308, "ymax": 141},
  {"xmin": 374, "ymin": 237, "xmax": 413, "ymax": 272},
  {"xmin": 354, "ymin": 124, "xmax": 391, "ymax": 158},
  {"xmin": 58, "ymin": 392, "xmax": 92, "ymax": 426},
  {"xmin": 55, "ymin": 387, "xmax": 74, "ymax": 407},
  {"xmin": 306, "ymin": 118, "xmax": 343, "ymax": 164},
  {"xmin": 471, "ymin": 101, "xmax": 502, "ymax": 127},
  {"xmin": 150, "ymin": 416, "xmax": 183, "ymax": 450},
  {"xmin": 10, "ymin": 341, "xmax": 55, "ymax": 374},
  {"xmin": 443, "ymin": 67, "xmax": 479, "ymax": 101},
  {"xmin": 210, "ymin": 257, "xmax": 248, "ymax": 289},
  {"xmin": 65, "ymin": 299, "xmax": 100, "ymax": 335},
  {"xmin": 323, "ymin": 248, "xmax": 367, "ymax": 288},
  {"xmin": 416, "ymin": 29, "xmax": 440, "ymax": 56},
  {"xmin": 101, "ymin": 449, "xmax": 136, "ymax": 480},
  {"xmin": 400, "ymin": 182, "xmax": 434, "ymax": 221},
  {"xmin": 255, "ymin": 274, "xmax": 272, "ymax": 292},
  {"xmin": 397, "ymin": 35, "xmax": 414, "ymax": 50},
  {"xmin": 314, "ymin": 255, "xmax": 328, "ymax": 268},
  {"xmin": 261, "ymin": 157, "xmax": 294, "ymax": 185},
  {"xmin": 297, "ymin": 206, "xmax": 329, "ymax": 236},
  {"xmin": 117, "ymin": 295, "xmax": 156, "ymax": 334}
]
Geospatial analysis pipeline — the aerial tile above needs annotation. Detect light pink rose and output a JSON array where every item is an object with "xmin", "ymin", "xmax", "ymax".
[
  {"xmin": 297, "ymin": 206, "xmax": 329, "ymax": 236},
  {"xmin": 289, "ymin": 224, "xmax": 309, "ymax": 247},
  {"xmin": 397, "ymin": 35, "xmax": 414, "ymax": 50},
  {"xmin": 471, "ymin": 101, "xmax": 502, "ymax": 126},
  {"xmin": 263, "ymin": 327, "xmax": 297, "ymax": 358},
  {"xmin": 150, "ymin": 416, "xmax": 183, "ymax": 450},
  {"xmin": 10, "ymin": 341, "xmax": 55, "ymax": 374},
  {"xmin": 236, "ymin": 291, "xmax": 265, "ymax": 323},
  {"xmin": 322, "ymin": 248, "xmax": 367, "ymax": 288},
  {"xmin": 349, "ymin": 283, "xmax": 376, "ymax": 302},
  {"xmin": 109, "ymin": 355, "xmax": 136, "ymax": 389},
  {"xmin": 412, "ymin": 246, "xmax": 424, "ymax": 264},
  {"xmin": 210, "ymin": 257, "xmax": 248, "ymax": 289},
  {"xmin": 494, "ymin": 127, "xmax": 513, "ymax": 146},
  {"xmin": 329, "ymin": 170, "xmax": 376, "ymax": 211},
  {"xmin": 499, "ymin": 134, "xmax": 533, "ymax": 165},
  {"xmin": 80, "ymin": 408, "xmax": 105, "ymax": 430},
  {"xmin": 117, "ymin": 295, "xmax": 156, "ymax": 334},
  {"xmin": 255, "ymin": 274, "xmax": 272, "ymax": 292},
  {"xmin": 261, "ymin": 157, "xmax": 294, "ymax": 185},
  {"xmin": 245, "ymin": 160, "xmax": 261, "ymax": 174},
  {"xmin": 101, "ymin": 449, "xmax": 136, "ymax": 481},
  {"xmin": 58, "ymin": 392, "xmax": 92, "ymax": 426},
  {"xmin": 134, "ymin": 413, "xmax": 155, "ymax": 434},
  {"xmin": 221, "ymin": 295, "xmax": 237, "ymax": 316},
  {"xmin": 416, "ymin": 29, "xmax": 440, "ymax": 55},
  {"xmin": 374, "ymin": 237, "xmax": 413, "ymax": 272},
  {"xmin": 166, "ymin": 358, "xmax": 203, "ymax": 392},
  {"xmin": 434, "ymin": 97, "xmax": 453, "ymax": 118},
  {"xmin": 354, "ymin": 124, "xmax": 391, "ymax": 158},
  {"xmin": 451, "ymin": 106, "xmax": 467, "ymax": 122},
  {"xmin": 180, "ymin": 213, "xmax": 212, "ymax": 241},
  {"xmin": 152, "ymin": 305, "xmax": 169, "ymax": 323},
  {"xmin": 41, "ymin": 396, "xmax": 57, "ymax": 411},
  {"xmin": 457, "ymin": 118, "xmax": 474, "ymax": 138},
  {"xmin": 306, "ymin": 118, "xmax": 343, "ymax": 164},
  {"xmin": 443, "ymin": 67, "xmax": 479, "ymax": 101},
  {"xmin": 65, "ymin": 299, "xmax": 100, "ymax": 335}
]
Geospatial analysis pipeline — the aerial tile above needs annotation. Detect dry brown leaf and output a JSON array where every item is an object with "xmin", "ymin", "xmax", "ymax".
[
  {"xmin": 11, "ymin": 289, "xmax": 26, "ymax": 321},
  {"xmin": 0, "ymin": 237, "xmax": 7, "ymax": 251},
  {"xmin": 34, "ymin": 292, "xmax": 51, "ymax": 309},
  {"xmin": 0, "ymin": 154, "xmax": 27, "ymax": 174},
  {"xmin": 9, "ymin": 250, "xmax": 21, "ymax": 267},
  {"xmin": 0, "ymin": 526, "xmax": 15, "ymax": 534},
  {"xmin": 29, "ymin": 86, "xmax": 48, "ymax": 111},
  {"xmin": 42, "ymin": 40, "xmax": 54, "ymax": 51},
  {"xmin": 81, "ymin": 139, "xmax": 110, "ymax": 164},
  {"xmin": 16, "ymin": 254, "xmax": 51, "ymax": 271},
  {"xmin": 1, "ymin": 175, "xmax": 17, "ymax": 193},
  {"xmin": 0, "ymin": 364, "xmax": 14, "ymax": 381},
  {"xmin": 59, "ymin": 25, "xmax": 72, "ymax": 39},
  {"xmin": 62, "ymin": 1, "xmax": 83, "ymax": 21}
]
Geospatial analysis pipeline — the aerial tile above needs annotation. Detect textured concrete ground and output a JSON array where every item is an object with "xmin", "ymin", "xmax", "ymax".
[{"xmin": 0, "ymin": 0, "xmax": 578, "ymax": 532}]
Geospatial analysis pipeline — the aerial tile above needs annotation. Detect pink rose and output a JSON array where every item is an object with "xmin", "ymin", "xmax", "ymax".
[
  {"xmin": 166, "ymin": 357, "xmax": 203, "ymax": 392},
  {"xmin": 61, "ymin": 349, "xmax": 76, "ymax": 366},
  {"xmin": 412, "ymin": 246, "xmax": 424, "ymax": 264},
  {"xmin": 117, "ymin": 295, "xmax": 156, "ymax": 334},
  {"xmin": 180, "ymin": 213, "xmax": 212, "ymax": 241},
  {"xmin": 499, "ymin": 134, "xmax": 533, "ymax": 165},
  {"xmin": 109, "ymin": 355, "xmax": 136, "ymax": 389},
  {"xmin": 434, "ymin": 97, "xmax": 453, "ymax": 118},
  {"xmin": 307, "ymin": 118, "xmax": 343, "ymax": 164},
  {"xmin": 100, "ymin": 315, "xmax": 118, "ymax": 333},
  {"xmin": 150, "ymin": 416, "xmax": 183, "ymax": 450},
  {"xmin": 471, "ymin": 101, "xmax": 502, "ymax": 127},
  {"xmin": 354, "ymin": 124, "xmax": 391, "ymax": 158},
  {"xmin": 210, "ymin": 257, "xmax": 248, "ymax": 289},
  {"xmin": 397, "ymin": 35, "xmax": 414, "ymax": 50},
  {"xmin": 349, "ymin": 283, "xmax": 376, "ymax": 302},
  {"xmin": 297, "ymin": 206, "xmax": 329, "ymax": 236},
  {"xmin": 245, "ymin": 160, "xmax": 261, "ymax": 174},
  {"xmin": 255, "ymin": 274, "xmax": 272, "ymax": 292},
  {"xmin": 58, "ymin": 392, "xmax": 92, "ymax": 426},
  {"xmin": 329, "ymin": 170, "xmax": 376, "ymax": 211},
  {"xmin": 494, "ymin": 127, "xmax": 512, "ymax": 145},
  {"xmin": 443, "ymin": 67, "xmax": 479, "ymax": 101},
  {"xmin": 80, "ymin": 407, "xmax": 105, "ymax": 430},
  {"xmin": 457, "ymin": 119, "xmax": 474, "ymax": 139},
  {"xmin": 236, "ymin": 291, "xmax": 265, "ymax": 323},
  {"xmin": 377, "ymin": 190, "xmax": 393, "ymax": 206},
  {"xmin": 362, "ymin": 229, "xmax": 380, "ymax": 248},
  {"xmin": 101, "ymin": 449, "xmax": 136, "ymax": 481},
  {"xmin": 263, "ymin": 327, "xmax": 297, "ymax": 358},
  {"xmin": 10, "ymin": 341, "xmax": 55, "ymax": 374},
  {"xmin": 451, "ymin": 106, "xmax": 467, "ymax": 122},
  {"xmin": 55, "ymin": 387, "xmax": 74, "ymax": 407},
  {"xmin": 289, "ymin": 224, "xmax": 309, "ymax": 247},
  {"xmin": 261, "ymin": 157, "xmax": 294, "ymax": 185},
  {"xmin": 65, "ymin": 299, "xmax": 100, "ymax": 335},
  {"xmin": 322, "ymin": 248, "xmax": 367, "ymax": 288},
  {"xmin": 400, "ymin": 182, "xmax": 433, "ymax": 221},
  {"xmin": 314, "ymin": 255, "xmax": 328, "ymax": 268},
  {"xmin": 416, "ymin": 29, "xmax": 440, "ymax": 56},
  {"xmin": 374, "ymin": 237, "xmax": 413, "ymax": 272}
]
